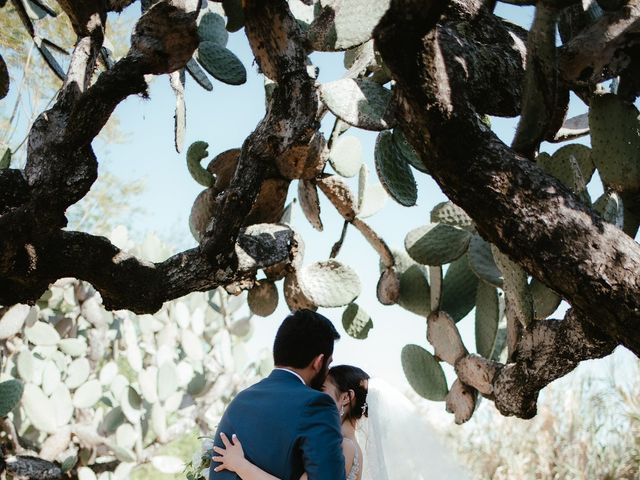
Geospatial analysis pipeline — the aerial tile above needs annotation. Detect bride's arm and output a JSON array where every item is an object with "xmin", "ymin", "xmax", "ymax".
[{"xmin": 212, "ymin": 433, "xmax": 280, "ymax": 480}]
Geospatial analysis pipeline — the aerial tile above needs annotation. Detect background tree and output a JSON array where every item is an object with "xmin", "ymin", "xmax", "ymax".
[{"xmin": 1, "ymin": 0, "xmax": 639, "ymax": 451}]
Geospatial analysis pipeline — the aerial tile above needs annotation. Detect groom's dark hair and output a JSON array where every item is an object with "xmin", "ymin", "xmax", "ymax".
[{"xmin": 273, "ymin": 309, "xmax": 340, "ymax": 368}]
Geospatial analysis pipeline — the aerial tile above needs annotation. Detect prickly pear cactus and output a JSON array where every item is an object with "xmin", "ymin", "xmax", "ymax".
[{"xmin": 0, "ymin": 228, "xmax": 267, "ymax": 479}]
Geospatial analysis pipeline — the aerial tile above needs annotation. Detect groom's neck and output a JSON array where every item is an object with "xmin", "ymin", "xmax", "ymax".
[{"xmin": 274, "ymin": 365, "xmax": 312, "ymax": 385}]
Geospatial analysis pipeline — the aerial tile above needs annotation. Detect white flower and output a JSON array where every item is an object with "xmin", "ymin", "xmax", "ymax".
[{"xmin": 202, "ymin": 438, "xmax": 214, "ymax": 453}]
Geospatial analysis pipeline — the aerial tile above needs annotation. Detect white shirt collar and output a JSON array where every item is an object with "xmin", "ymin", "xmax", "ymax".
[{"xmin": 274, "ymin": 368, "xmax": 306, "ymax": 385}]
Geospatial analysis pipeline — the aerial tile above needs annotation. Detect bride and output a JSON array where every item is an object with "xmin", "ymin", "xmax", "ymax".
[
  {"xmin": 212, "ymin": 364, "xmax": 369, "ymax": 480},
  {"xmin": 212, "ymin": 367, "xmax": 471, "ymax": 480}
]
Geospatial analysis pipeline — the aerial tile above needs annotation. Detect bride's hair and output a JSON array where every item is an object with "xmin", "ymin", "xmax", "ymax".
[{"xmin": 328, "ymin": 365, "xmax": 370, "ymax": 423}]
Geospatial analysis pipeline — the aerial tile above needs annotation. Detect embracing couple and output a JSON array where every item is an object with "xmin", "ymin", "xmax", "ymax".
[{"xmin": 209, "ymin": 309, "xmax": 368, "ymax": 480}]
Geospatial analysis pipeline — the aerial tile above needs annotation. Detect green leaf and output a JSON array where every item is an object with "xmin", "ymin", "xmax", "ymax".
[
  {"xmin": 342, "ymin": 303, "xmax": 373, "ymax": 339},
  {"xmin": 401, "ymin": 344, "xmax": 448, "ymax": 401},
  {"xmin": 441, "ymin": 254, "xmax": 479, "ymax": 322},
  {"xmin": 198, "ymin": 12, "xmax": 228, "ymax": 45},
  {"xmin": 374, "ymin": 131, "xmax": 417, "ymax": 206},
  {"xmin": 186, "ymin": 141, "xmax": 214, "ymax": 187},
  {"xmin": 0, "ymin": 379, "xmax": 24, "ymax": 417},
  {"xmin": 320, "ymin": 78, "xmax": 393, "ymax": 131},
  {"xmin": 197, "ymin": 41, "xmax": 247, "ymax": 86},
  {"xmin": 475, "ymin": 283, "xmax": 499, "ymax": 358},
  {"xmin": 405, "ymin": 223, "xmax": 471, "ymax": 266}
]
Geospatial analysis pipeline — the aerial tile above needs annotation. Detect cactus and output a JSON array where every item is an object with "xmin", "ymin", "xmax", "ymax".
[
  {"xmin": 198, "ymin": 12, "xmax": 228, "ymax": 46},
  {"xmin": 392, "ymin": 128, "xmax": 429, "ymax": 173},
  {"xmin": 357, "ymin": 163, "xmax": 388, "ymax": 218},
  {"xmin": 308, "ymin": 0, "xmax": 391, "ymax": 51},
  {"xmin": 375, "ymin": 130, "xmax": 418, "ymax": 206},
  {"xmin": 320, "ymin": 78, "xmax": 393, "ymax": 131},
  {"xmin": 492, "ymin": 246, "xmax": 534, "ymax": 328},
  {"xmin": 430, "ymin": 201, "xmax": 474, "ymax": 230},
  {"xmin": 342, "ymin": 303, "xmax": 374, "ymax": 339},
  {"xmin": 187, "ymin": 141, "xmax": 214, "ymax": 187},
  {"xmin": 475, "ymin": 282, "xmax": 500, "ymax": 358},
  {"xmin": 298, "ymin": 259, "xmax": 361, "ymax": 307},
  {"xmin": 329, "ymin": 135, "xmax": 363, "ymax": 178},
  {"xmin": 594, "ymin": 190, "xmax": 624, "ymax": 227},
  {"xmin": 248, "ymin": 280, "xmax": 279, "ymax": 317},
  {"xmin": 468, "ymin": 234, "xmax": 503, "ymax": 288},
  {"xmin": 536, "ymin": 144, "xmax": 594, "ymax": 192},
  {"xmin": 401, "ymin": 344, "xmax": 448, "ymax": 401},
  {"xmin": 405, "ymin": 223, "xmax": 472, "ymax": 266},
  {"xmin": 0, "ymin": 380, "xmax": 23, "ymax": 417},
  {"xmin": 589, "ymin": 93, "xmax": 640, "ymax": 192},
  {"xmin": 222, "ymin": 0, "xmax": 244, "ymax": 32},
  {"xmin": 441, "ymin": 254, "xmax": 479, "ymax": 322},
  {"xmin": 530, "ymin": 278, "xmax": 561, "ymax": 320},
  {"xmin": 0, "ymin": 232, "xmax": 264, "ymax": 477},
  {"xmin": 186, "ymin": 58, "xmax": 214, "ymax": 91},
  {"xmin": 197, "ymin": 41, "xmax": 247, "ymax": 86}
]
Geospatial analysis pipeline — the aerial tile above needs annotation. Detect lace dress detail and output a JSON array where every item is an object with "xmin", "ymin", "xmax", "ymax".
[{"xmin": 346, "ymin": 441, "xmax": 360, "ymax": 480}]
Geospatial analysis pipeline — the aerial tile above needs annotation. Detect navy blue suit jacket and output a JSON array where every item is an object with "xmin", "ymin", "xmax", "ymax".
[{"xmin": 210, "ymin": 369, "xmax": 346, "ymax": 480}]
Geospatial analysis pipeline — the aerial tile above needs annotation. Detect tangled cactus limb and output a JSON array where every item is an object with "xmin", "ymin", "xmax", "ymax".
[
  {"xmin": 445, "ymin": 379, "xmax": 477, "ymax": 425},
  {"xmin": 426, "ymin": 311, "xmax": 467, "ymax": 365}
]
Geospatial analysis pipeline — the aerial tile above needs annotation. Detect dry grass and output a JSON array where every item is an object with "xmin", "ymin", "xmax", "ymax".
[{"xmin": 446, "ymin": 349, "xmax": 640, "ymax": 480}]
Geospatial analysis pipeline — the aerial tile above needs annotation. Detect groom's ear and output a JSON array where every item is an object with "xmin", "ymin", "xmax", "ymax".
[{"xmin": 310, "ymin": 353, "xmax": 325, "ymax": 372}]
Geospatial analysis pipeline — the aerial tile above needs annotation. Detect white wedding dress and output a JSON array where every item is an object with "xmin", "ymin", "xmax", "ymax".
[{"xmin": 356, "ymin": 379, "xmax": 471, "ymax": 480}]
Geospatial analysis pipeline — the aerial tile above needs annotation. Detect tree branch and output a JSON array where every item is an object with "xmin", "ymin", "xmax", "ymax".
[
  {"xmin": 456, "ymin": 309, "xmax": 616, "ymax": 418},
  {"xmin": 0, "ymin": 225, "xmax": 294, "ymax": 313},
  {"xmin": 559, "ymin": 0, "xmax": 640, "ymax": 85},
  {"xmin": 374, "ymin": 0, "xmax": 640, "ymax": 356}
]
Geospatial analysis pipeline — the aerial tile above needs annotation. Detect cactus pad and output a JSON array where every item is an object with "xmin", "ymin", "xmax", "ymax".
[
  {"xmin": 475, "ymin": 282, "xmax": 500, "ymax": 358},
  {"xmin": 222, "ymin": 0, "xmax": 244, "ymax": 32},
  {"xmin": 198, "ymin": 12, "xmax": 228, "ymax": 46},
  {"xmin": 468, "ymin": 234, "xmax": 503, "ymax": 288},
  {"xmin": 358, "ymin": 164, "xmax": 387, "ymax": 218},
  {"xmin": 430, "ymin": 201, "xmax": 473, "ymax": 230},
  {"xmin": 401, "ymin": 344, "xmax": 448, "ymax": 401},
  {"xmin": 376, "ymin": 267, "xmax": 400, "ymax": 305},
  {"xmin": 441, "ymin": 254, "xmax": 479, "ymax": 322},
  {"xmin": 298, "ymin": 260, "xmax": 361, "ymax": 307},
  {"xmin": 392, "ymin": 128, "xmax": 428, "ymax": 173},
  {"xmin": 0, "ymin": 379, "xmax": 23, "ymax": 417},
  {"xmin": 187, "ymin": 141, "xmax": 214, "ymax": 187},
  {"xmin": 445, "ymin": 379, "xmax": 477, "ymax": 424},
  {"xmin": 248, "ymin": 281, "xmax": 279, "ymax": 317},
  {"xmin": 320, "ymin": 78, "xmax": 393, "ymax": 131},
  {"xmin": 530, "ymin": 278, "xmax": 561, "ymax": 320},
  {"xmin": 342, "ymin": 303, "xmax": 373, "ymax": 339},
  {"xmin": 375, "ymin": 131, "xmax": 418, "ymax": 207},
  {"xmin": 284, "ymin": 272, "xmax": 318, "ymax": 311},
  {"xmin": 594, "ymin": 191, "xmax": 624, "ymax": 227},
  {"xmin": 329, "ymin": 135, "xmax": 363, "ymax": 177},
  {"xmin": 536, "ymin": 144, "xmax": 594, "ymax": 191},
  {"xmin": 405, "ymin": 223, "xmax": 471, "ymax": 266},
  {"xmin": 590, "ymin": 93, "xmax": 640, "ymax": 192},
  {"xmin": 186, "ymin": 58, "xmax": 214, "ymax": 91},
  {"xmin": 492, "ymin": 247, "xmax": 533, "ymax": 328},
  {"xmin": 398, "ymin": 264, "xmax": 431, "ymax": 316},
  {"xmin": 197, "ymin": 41, "xmax": 247, "ymax": 86},
  {"xmin": 308, "ymin": 0, "xmax": 391, "ymax": 51},
  {"xmin": 426, "ymin": 311, "xmax": 467, "ymax": 366}
]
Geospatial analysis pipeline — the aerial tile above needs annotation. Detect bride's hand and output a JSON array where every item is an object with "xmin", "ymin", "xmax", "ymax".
[{"xmin": 212, "ymin": 432, "xmax": 246, "ymax": 473}]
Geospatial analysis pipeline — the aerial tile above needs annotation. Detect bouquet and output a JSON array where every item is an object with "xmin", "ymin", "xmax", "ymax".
[{"xmin": 184, "ymin": 436, "xmax": 214, "ymax": 480}]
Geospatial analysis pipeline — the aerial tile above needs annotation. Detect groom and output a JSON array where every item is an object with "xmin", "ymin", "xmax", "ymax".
[{"xmin": 210, "ymin": 309, "xmax": 346, "ymax": 480}]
